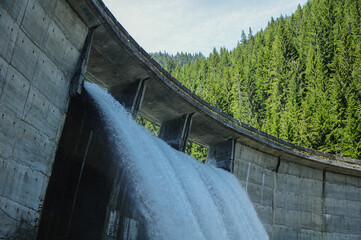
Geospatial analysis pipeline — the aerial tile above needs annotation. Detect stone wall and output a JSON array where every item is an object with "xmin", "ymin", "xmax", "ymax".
[
  {"xmin": 0, "ymin": 0, "xmax": 87, "ymax": 237},
  {"xmin": 233, "ymin": 143, "xmax": 361, "ymax": 239}
]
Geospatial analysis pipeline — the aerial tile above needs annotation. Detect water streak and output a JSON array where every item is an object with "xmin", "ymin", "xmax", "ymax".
[{"xmin": 85, "ymin": 82, "xmax": 269, "ymax": 240}]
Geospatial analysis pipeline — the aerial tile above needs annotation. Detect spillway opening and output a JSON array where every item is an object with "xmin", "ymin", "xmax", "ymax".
[
  {"xmin": 37, "ymin": 82, "xmax": 268, "ymax": 240},
  {"xmin": 136, "ymin": 115, "xmax": 209, "ymax": 163}
]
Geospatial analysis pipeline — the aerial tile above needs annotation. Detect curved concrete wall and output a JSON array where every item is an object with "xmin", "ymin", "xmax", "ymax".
[
  {"xmin": 234, "ymin": 143, "xmax": 361, "ymax": 239},
  {"xmin": 0, "ymin": 0, "xmax": 360, "ymax": 239}
]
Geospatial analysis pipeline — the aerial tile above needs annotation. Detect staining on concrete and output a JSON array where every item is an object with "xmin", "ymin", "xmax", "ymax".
[{"xmin": 0, "ymin": 0, "xmax": 360, "ymax": 239}]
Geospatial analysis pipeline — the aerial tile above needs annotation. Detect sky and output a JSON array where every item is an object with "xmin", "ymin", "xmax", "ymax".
[{"xmin": 102, "ymin": 0, "xmax": 308, "ymax": 56}]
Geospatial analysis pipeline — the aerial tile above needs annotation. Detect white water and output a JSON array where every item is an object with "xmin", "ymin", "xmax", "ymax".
[{"xmin": 85, "ymin": 82, "xmax": 269, "ymax": 240}]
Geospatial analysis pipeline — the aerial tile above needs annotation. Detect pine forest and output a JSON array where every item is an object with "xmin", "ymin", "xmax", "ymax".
[{"xmin": 150, "ymin": 0, "xmax": 361, "ymax": 160}]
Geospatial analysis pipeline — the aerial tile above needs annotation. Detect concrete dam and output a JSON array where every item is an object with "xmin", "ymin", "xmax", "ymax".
[{"xmin": 0, "ymin": 0, "xmax": 360, "ymax": 239}]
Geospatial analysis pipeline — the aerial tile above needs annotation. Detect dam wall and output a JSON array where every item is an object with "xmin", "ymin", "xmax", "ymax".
[
  {"xmin": 0, "ymin": 0, "xmax": 87, "ymax": 237},
  {"xmin": 233, "ymin": 143, "xmax": 361, "ymax": 239},
  {"xmin": 0, "ymin": 0, "xmax": 360, "ymax": 239}
]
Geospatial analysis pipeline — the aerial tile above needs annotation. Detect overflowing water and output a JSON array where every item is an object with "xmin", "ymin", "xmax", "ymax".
[{"xmin": 84, "ymin": 82, "xmax": 269, "ymax": 240}]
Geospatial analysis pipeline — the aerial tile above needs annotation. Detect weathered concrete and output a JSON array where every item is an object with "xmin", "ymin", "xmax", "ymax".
[
  {"xmin": 110, "ymin": 78, "xmax": 147, "ymax": 119},
  {"xmin": 69, "ymin": 27, "xmax": 94, "ymax": 96},
  {"xmin": 0, "ymin": 0, "xmax": 87, "ymax": 238},
  {"xmin": 158, "ymin": 114, "xmax": 193, "ymax": 152},
  {"xmin": 1, "ymin": 0, "xmax": 361, "ymax": 239},
  {"xmin": 206, "ymin": 139, "xmax": 235, "ymax": 171},
  {"xmin": 233, "ymin": 143, "xmax": 361, "ymax": 239}
]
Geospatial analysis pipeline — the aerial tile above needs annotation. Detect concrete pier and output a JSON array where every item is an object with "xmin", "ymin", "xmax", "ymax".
[
  {"xmin": 158, "ymin": 114, "xmax": 193, "ymax": 152},
  {"xmin": 206, "ymin": 139, "xmax": 235, "ymax": 171},
  {"xmin": 0, "ymin": 0, "xmax": 360, "ymax": 239},
  {"xmin": 110, "ymin": 78, "xmax": 147, "ymax": 119}
]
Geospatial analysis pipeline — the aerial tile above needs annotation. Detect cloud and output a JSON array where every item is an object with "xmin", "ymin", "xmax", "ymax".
[{"xmin": 103, "ymin": 0, "xmax": 308, "ymax": 55}]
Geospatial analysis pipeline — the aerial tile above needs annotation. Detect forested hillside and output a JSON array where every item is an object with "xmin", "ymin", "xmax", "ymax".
[
  {"xmin": 150, "ymin": 52, "xmax": 204, "ymax": 69},
  {"xmin": 150, "ymin": 0, "xmax": 361, "ymax": 159}
]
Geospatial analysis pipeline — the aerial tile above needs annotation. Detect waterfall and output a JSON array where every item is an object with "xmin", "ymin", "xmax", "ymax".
[{"xmin": 84, "ymin": 82, "xmax": 269, "ymax": 240}]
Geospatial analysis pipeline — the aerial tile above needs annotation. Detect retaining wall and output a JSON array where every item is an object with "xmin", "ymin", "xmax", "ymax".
[
  {"xmin": 234, "ymin": 143, "xmax": 361, "ymax": 239},
  {"xmin": 0, "ymin": 0, "xmax": 87, "ymax": 237}
]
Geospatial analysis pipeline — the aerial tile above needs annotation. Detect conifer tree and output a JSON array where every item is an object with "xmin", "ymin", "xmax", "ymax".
[{"xmin": 149, "ymin": 0, "xmax": 361, "ymax": 159}]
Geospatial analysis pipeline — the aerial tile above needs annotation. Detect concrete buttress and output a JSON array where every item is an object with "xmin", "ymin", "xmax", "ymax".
[
  {"xmin": 158, "ymin": 114, "xmax": 193, "ymax": 152},
  {"xmin": 206, "ymin": 139, "xmax": 235, "ymax": 172},
  {"xmin": 110, "ymin": 78, "xmax": 147, "ymax": 119}
]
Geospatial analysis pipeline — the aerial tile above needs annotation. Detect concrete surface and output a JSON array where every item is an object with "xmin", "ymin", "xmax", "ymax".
[
  {"xmin": 233, "ymin": 143, "xmax": 361, "ymax": 239},
  {"xmin": 158, "ymin": 114, "xmax": 193, "ymax": 152},
  {"xmin": 0, "ymin": 0, "xmax": 360, "ymax": 239},
  {"xmin": 0, "ymin": 0, "xmax": 87, "ymax": 238},
  {"xmin": 206, "ymin": 139, "xmax": 235, "ymax": 171}
]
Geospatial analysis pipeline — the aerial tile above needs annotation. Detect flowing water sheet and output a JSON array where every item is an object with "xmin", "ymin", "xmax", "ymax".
[{"xmin": 85, "ymin": 82, "xmax": 269, "ymax": 240}]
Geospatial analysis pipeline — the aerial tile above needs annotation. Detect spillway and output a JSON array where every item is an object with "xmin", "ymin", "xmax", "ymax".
[
  {"xmin": 84, "ymin": 82, "xmax": 268, "ymax": 240},
  {"xmin": 2, "ymin": 0, "xmax": 361, "ymax": 238}
]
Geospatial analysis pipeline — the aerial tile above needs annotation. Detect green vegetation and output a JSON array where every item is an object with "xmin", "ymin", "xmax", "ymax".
[
  {"xmin": 151, "ymin": 52, "xmax": 204, "ymax": 69},
  {"xmin": 150, "ymin": 0, "xmax": 361, "ymax": 159},
  {"xmin": 137, "ymin": 116, "xmax": 160, "ymax": 136}
]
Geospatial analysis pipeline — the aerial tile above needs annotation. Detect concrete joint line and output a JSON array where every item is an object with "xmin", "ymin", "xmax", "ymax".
[
  {"xmin": 321, "ymin": 169, "xmax": 327, "ymax": 237},
  {"xmin": 69, "ymin": 26, "xmax": 98, "ymax": 96},
  {"xmin": 0, "ymin": 195, "xmax": 39, "ymax": 214},
  {"xmin": 5, "ymin": 154, "xmax": 50, "ymax": 178}
]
